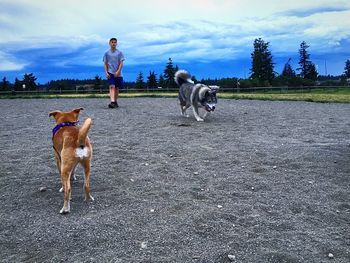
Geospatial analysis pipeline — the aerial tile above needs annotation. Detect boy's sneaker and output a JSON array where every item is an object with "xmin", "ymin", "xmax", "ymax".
[
  {"xmin": 114, "ymin": 101, "xmax": 119, "ymax": 108},
  {"xmin": 108, "ymin": 102, "xmax": 116, "ymax": 108}
]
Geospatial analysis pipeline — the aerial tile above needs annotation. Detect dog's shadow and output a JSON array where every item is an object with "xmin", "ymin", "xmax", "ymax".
[
  {"xmin": 168, "ymin": 114, "xmax": 222, "ymax": 127},
  {"xmin": 176, "ymin": 123, "xmax": 191, "ymax": 127}
]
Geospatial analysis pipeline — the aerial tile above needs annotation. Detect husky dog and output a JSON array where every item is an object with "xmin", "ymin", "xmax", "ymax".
[{"xmin": 174, "ymin": 70, "xmax": 219, "ymax": 121}]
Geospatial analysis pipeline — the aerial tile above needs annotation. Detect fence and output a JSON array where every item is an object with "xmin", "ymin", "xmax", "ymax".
[{"xmin": 0, "ymin": 85, "xmax": 349, "ymax": 96}]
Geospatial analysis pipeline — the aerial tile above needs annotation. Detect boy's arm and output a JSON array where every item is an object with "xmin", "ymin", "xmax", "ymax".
[
  {"xmin": 115, "ymin": 60, "xmax": 124, "ymax": 77},
  {"xmin": 104, "ymin": 63, "xmax": 110, "ymax": 79}
]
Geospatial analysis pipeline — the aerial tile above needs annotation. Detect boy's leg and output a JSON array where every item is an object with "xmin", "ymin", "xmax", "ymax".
[
  {"xmin": 109, "ymin": 85, "xmax": 115, "ymax": 102},
  {"xmin": 114, "ymin": 77, "xmax": 123, "ymax": 107},
  {"xmin": 108, "ymin": 85, "xmax": 116, "ymax": 108},
  {"xmin": 114, "ymin": 87, "xmax": 119, "ymax": 102}
]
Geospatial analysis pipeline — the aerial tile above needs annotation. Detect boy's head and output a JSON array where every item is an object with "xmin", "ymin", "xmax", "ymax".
[{"xmin": 109, "ymin": 38, "xmax": 117, "ymax": 49}]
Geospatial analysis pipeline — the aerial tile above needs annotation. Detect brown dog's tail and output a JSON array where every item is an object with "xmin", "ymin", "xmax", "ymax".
[{"xmin": 78, "ymin": 118, "xmax": 92, "ymax": 147}]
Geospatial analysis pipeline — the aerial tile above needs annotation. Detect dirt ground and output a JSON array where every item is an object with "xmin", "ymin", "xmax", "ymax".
[{"xmin": 0, "ymin": 98, "xmax": 349, "ymax": 263}]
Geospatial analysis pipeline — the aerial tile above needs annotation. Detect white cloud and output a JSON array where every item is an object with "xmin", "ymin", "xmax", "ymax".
[
  {"xmin": 2, "ymin": 0, "xmax": 348, "ymax": 39},
  {"xmin": 0, "ymin": 0, "xmax": 349, "ymax": 79},
  {"xmin": 0, "ymin": 51, "xmax": 26, "ymax": 71}
]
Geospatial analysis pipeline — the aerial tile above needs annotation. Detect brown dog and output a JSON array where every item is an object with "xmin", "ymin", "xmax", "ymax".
[{"xmin": 49, "ymin": 107, "xmax": 94, "ymax": 214}]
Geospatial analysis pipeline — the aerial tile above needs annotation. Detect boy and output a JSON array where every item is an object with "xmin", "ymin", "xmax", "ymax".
[{"xmin": 103, "ymin": 38, "xmax": 125, "ymax": 108}]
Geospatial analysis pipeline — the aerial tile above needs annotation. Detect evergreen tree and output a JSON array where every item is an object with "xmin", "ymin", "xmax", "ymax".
[
  {"xmin": 0, "ymin": 77, "xmax": 10, "ymax": 91},
  {"xmin": 14, "ymin": 78, "xmax": 22, "ymax": 91},
  {"xmin": 191, "ymin": 75, "xmax": 198, "ymax": 83},
  {"xmin": 344, "ymin": 59, "xmax": 350, "ymax": 78},
  {"xmin": 147, "ymin": 71, "xmax": 158, "ymax": 90},
  {"xmin": 135, "ymin": 72, "xmax": 145, "ymax": 90},
  {"xmin": 297, "ymin": 41, "xmax": 310, "ymax": 78},
  {"xmin": 163, "ymin": 58, "xmax": 177, "ymax": 90},
  {"xmin": 22, "ymin": 73, "xmax": 37, "ymax": 90},
  {"xmin": 250, "ymin": 38, "xmax": 275, "ymax": 85},
  {"xmin": 305, "ymin": 63, "xmax": 318, "ymax": 81},
  {"xmin": 297, "ymin": 41, "xmax": 317, "ymax": 80},
  {"xmin": 217, "ymin": 78, "xmax": 238, "ymax": 89},
  {"xmin": 93, "ymin": 75, "xmax": 102, "ymax": 91},
  {"xmin": 158, "ymin": 74, "xmax": 166, "ymax": 89},
  {"xmin": 281, "ymin": 58, "xmax": 296, "ymax": 77}
]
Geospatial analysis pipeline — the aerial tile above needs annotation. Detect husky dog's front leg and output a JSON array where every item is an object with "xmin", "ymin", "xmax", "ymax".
[
  {"xmin": 192, "ymin": 106, "xmax": 204, "ymax": 121},
  {"xmin": 180, "ymin": 104, "xmax": 190, "ymax": 117},
  {"xmin": 202, "ymin": 111, "xmax": 209, "ymax": 120}
]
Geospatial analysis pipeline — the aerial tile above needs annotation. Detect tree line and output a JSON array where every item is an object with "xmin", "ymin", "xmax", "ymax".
[
  {"xmin": 114, "ymin": 39, "xmax": 350, "ymax": 90},
  {"xmin": 1, "ymin": 39, "xmax": 350, "ymax": 92},
  {"xmin": 249, "ymin": 39, "xmax": 320, "ymax": 87}
]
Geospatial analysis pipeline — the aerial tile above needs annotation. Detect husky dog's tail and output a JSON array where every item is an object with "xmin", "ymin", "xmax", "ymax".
[
  {"xmin": 174, "ymin": 70, "xmax": 194, "ymax": 86},
  {"xmin": 77, "ymin": 118, "xmax": 92, "ymax": 147}
]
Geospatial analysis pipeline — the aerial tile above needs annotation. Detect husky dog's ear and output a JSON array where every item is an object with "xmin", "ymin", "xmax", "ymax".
[
  {"xmin": 198, "ymin": 85, "xmax": 211, "ymax": 100},
  {"xmin": 209, "ymin": 85, "xmax": 220, "ymax": 93}
]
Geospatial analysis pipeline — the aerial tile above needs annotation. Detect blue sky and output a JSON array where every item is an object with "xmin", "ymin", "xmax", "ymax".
[{"xmin": 0, "ymin": 0, "xmax": 349, "ymax": 84}]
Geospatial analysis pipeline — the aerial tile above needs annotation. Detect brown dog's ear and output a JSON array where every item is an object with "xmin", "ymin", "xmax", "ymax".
[
  {"xmin": 49, "ymin": 111, "xmax": 61, "ymax": 118},
  {"xmin": 72, "ymin": 107, "xmax": 84, "ymax": 114}
]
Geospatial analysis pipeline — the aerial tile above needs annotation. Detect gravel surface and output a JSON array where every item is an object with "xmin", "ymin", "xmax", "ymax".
[{"xmin": 0, "ymin": 98, "xmax": 349, "ymax": 263}]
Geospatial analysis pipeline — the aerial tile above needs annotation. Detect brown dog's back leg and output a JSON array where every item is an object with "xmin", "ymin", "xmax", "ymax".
[
  {"xmin": 60, "ymin": 163, "xmax": 72, "ymax": 214},
  {"xmin": 82, "ymin": 160, "xmax": 94, "ymax": 201},
  {"xmin": 53, "ymin": 150, "xmax": 61, "ymax": 176},
  {"xmin": 71, "ymin": 163, "xmax": 78, "ymax": 181}
]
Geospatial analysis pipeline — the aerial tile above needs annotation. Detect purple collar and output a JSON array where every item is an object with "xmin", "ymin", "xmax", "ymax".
[{"xmin": 52, "ymin": 121, "xmax": 78, "ymax": 138}]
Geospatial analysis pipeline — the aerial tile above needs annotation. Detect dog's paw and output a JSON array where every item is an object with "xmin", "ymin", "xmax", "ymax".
[
  {"xmin": 85, "ymin": 194, "xmax": 94, "ymax": 202},
  {"xmin": 196, "ymin": 118, "xmax": 204, "ymax": 122},
  {"xmin": 59, "ymin": 206, "xmax": 70, "ymax": 214}
]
